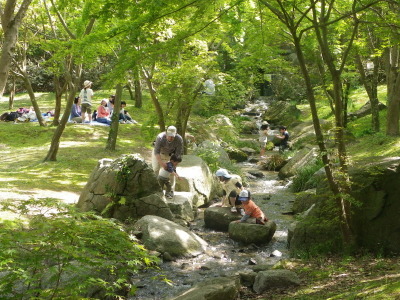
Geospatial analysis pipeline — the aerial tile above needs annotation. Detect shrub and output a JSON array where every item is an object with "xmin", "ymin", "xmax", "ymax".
[{"xmin": 0, "ymin": 198, "xmax": 160, "ymax": 299}]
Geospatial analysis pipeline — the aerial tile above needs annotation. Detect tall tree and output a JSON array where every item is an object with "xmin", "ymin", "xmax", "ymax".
[{"xmin": 0, "ymin": 0, "xmax": 33, "ymax": 99}]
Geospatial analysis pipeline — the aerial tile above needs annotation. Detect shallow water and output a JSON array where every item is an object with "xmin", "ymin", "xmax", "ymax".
[{"xmin": 131, "ymin": 164, "xmax": 295, "ymax": 300}]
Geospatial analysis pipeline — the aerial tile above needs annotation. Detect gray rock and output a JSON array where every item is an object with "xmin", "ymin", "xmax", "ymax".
[
  {"xmin": 228, "ymin": 221, "xmax": 276, "ymax": 245},
  {"xmin": 204, "ymin": 207, "xmax": 242, "ymax": 231},
  {"xmin": 247, "ymin": 170, "xmax": 264, "ymax": 178},
  {"xmin": 289, "ymin": 157, "xmax": 400, "ymax": 255},
  {"xmin": 133, "ymin": 215, "xmax": 208, "ymax": 258},
  {"xmin": 225, "ymin": 147, "xmax": 248, "ymax": 162},
  {"xmin": 240, "ymin": 147, "xmax": 256, "ymax": 155},
  {"xmin": 239, "ymin": 271, "xmax": 257, "ymax": 287},
  {"xmin": 292, "ymin": 189, "xmax": 318, "ymax": 214},
  {"xmin": 253, "ymin": 270, "xmax": 300, "ymax": 293},
  {"xmin": 348, "ymin": 101, "xmax": 386, "ymax": 119},
  {"xmin": 175, "ymin": 155, "xmax": 219, "ymax": 207},
  {"xmin": 171, "ymin": 276, "xmax": 240, "ymax": 300},
  {"xmin": 262, "ymin": 101, "xmax": 301, "ymax": 125},
  {"xmin": 77, "ymin": 154, "xmax": 173, "ymax": 221},
  {"xmin": 240, "ymin": 120, "xmax": 259, "ymax": 134},
  {"xmin": 278, "ymin": 146, "xmax": 318, "ymax": 179},
  {"xmin": 167, "ymin": 192, "xmax": 195, "ymax": 221}
]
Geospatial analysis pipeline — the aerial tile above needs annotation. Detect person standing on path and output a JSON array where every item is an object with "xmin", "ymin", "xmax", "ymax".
[
  {"xmin": 152, "ymin": 125, "xmax": 184, "ymax": 197},
  {"xmin": 79, "ymin": 80, "xmax": 94, "ymax": 123}
]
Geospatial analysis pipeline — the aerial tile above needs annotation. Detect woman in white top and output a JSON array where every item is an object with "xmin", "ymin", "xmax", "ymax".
[
  {"xmin": 259, "ymin": 122, "xmax": 270, "ymax": 158},
  {"xmin": 79, "ymin": 80, "xmax": 94, "ymax": 123}
]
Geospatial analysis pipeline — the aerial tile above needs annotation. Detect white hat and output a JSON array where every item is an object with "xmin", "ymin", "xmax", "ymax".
[
  {"xmin": 166, "ymin": 126, "xmax": 177, "ymax": 137},
  {"xmin": 238, "ymin": 190, "xmax": 250, "ymax": 201},
  {"xmin": 215, "ymin": 168, "xmax": 232, "ymax": 179},
  {"xmin": 83, "ymin": 80, "xmax": 92, "ymax": 88}
]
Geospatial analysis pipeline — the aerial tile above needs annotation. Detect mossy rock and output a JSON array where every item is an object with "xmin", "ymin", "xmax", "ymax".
[{"xmin": 225, "ymin": 147, "xmax": 248, "ymax": 162}]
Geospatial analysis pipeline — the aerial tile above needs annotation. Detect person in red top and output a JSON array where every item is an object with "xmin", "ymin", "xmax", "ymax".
[
  {"xmin": 96, "ymin": 99, "xmax": 112, "ymax": 125},
  {"xmin": 235, "ymin": 190, "xmax": 269, "ymax": 225}
]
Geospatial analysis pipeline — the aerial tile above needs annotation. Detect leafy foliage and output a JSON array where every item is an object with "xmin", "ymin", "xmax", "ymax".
[{"xmin": 0, "ymin": 198, "xmax": 160, "ymax": 299}]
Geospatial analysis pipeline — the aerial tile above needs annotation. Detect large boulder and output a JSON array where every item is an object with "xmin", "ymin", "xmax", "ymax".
[
  {"xmin": 171, "ymin": 276, "xmax": 240, "ymax": 300},
  {"xmin": 290, "ymin": 120, "xmax": 332, "ymax": 146},
  {"xmin": 76, "ymin": 155, "xmax": 173, "ymax": 221},
  {"xmin": 253, "ymin": 270, "xmax": 300, "ymax": 293},
  {"xmin": 228, "ymin": 221, "xmax": 277, "ymax": 245},
  {"xmin": 278, "ymin": 146, "xmax": 318, "ymax": 179},
  {"xmin": 166, "ymin": 192, "xmax": 195, "ymax": 222},
  {"xmin": 133, "ymin": 215, "xmax": 208, "ymax": 258},
  {"xmin": 175, "ymin": 155, "xmax": 219, "ymax": 207},
  {"xmin": 289, "ymin": 157, "xmax": 400, "ymax": 255},
  {"xmin": 204, "ymin": 207, "xmax": 242, "ymax": 231},
  {"xmin": 292, "ymin": 189, "xmax": 318, "ymax": 214},
  {"xmin": 194, "ymin": 140, "xmax": 231, "ymax": 167},
  {"xmin": 225, "ymin": 147, "xmax": 248, "ymax": 162},
  {"xmin": 240, "ymin": 120, "xmax": 259, "ymax": 134},
  {"xmin": 348, "ymin": 101, "xmax": 386, "ymax": 120},
  {"xmin": 262, "ymin": 101, "xmax": 301, "ymax": 125}
]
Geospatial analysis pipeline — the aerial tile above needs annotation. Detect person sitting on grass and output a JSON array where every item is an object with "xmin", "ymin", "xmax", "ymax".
[
  {"xmin": 96, "ymin": 99, "xmax": 112, "ymax": 125},
  {"xmin": 215, "ymin": 168, "xmax": 243, "ymax": 214},
  {"xmin": 119, "ymin": 101, "xmax": 137, "ymax": 124},
  {"xmin": 70, "ymin": 96, "xmax": 82, "ymax": 123},
  {"xmin": 158, "ymin": 154, "xmax": 182, "ymax": 199},
  {"xmin": 235, "ymin": 189, "xmax": 269, "ymax": 225}
]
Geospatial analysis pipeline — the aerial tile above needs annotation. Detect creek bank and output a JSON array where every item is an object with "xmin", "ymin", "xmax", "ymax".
[{"xmin": 289, "ymin": 157, "xmax": 400, "ymax": 255}]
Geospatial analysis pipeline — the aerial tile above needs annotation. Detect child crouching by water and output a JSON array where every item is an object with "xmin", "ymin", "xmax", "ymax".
[
  {"xmin": 235, "ymin": 190, "xmax": 269, "ymax": 225},
  {"xmin": 158, "ymin": 154, "xmax": 182, "ymax": 199}
]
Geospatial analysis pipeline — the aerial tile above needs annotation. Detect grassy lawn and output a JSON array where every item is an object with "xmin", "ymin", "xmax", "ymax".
[{"xmin": 0, "ymin": 91, "xmax": 156, "ymax": 202}]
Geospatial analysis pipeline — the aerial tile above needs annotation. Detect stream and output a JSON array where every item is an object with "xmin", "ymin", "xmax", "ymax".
[
  {"xmin": 131, "ymin": 165, "xmax": 295, "ymax": 300},
  {"xmin": 131, "ymin": 100, "xmax": 295, "ymax": 299}
]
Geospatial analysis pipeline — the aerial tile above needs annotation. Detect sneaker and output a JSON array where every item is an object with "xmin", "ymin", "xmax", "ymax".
[{"xmin": 231, "ymin": 207, "xmax": 237, "ymax": 213}]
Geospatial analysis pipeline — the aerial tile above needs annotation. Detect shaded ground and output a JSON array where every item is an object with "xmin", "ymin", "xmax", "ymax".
[{"xmin": 242, "ymin": 256, "xmax": 400, "ymax": 299}]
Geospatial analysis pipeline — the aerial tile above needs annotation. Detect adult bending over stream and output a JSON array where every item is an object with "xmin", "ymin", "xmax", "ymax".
[{"xmin": 152, "ymin": 126, "xmax": 184, "ymax": 197}]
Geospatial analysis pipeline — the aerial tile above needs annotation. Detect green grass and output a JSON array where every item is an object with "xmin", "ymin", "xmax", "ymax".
[{"xmin": 0, "ymin": 91, "xmax": 156, "ymax": 196}]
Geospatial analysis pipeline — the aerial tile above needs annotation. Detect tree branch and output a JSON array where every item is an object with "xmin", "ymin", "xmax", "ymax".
[{"xmin": 49, "ymin": 0, "xmax": 76, "ymax": 39}]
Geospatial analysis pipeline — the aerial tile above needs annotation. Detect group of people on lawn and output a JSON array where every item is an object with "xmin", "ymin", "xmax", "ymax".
[{"xmin": 70, "ymin": 80, "xmax": 136, "ymax": 125}]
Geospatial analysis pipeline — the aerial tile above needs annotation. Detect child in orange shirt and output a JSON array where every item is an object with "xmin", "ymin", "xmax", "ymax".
[{"xmin": 236, "ymin": 190, "xmax": 268, "ymax": 225}]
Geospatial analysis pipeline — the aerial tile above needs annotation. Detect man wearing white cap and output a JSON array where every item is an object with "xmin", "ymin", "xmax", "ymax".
[
  {"xmin": 152, "ymin": 125, "xmax": 184, "ymax": 197},
  {"xmin": 79, "ymin": 80, "xmax": 94, "ymax": 123}
]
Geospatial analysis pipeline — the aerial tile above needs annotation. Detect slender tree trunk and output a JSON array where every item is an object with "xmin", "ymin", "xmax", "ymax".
[
  {"xmin": 342, "ymin": 80, "xmax": 351, "ymax": 128},
  {"xmin": 52, "ymin": 76, "xmax": 65, "ymax": 126},
  {"xmin": 44, "ymin": 62, "xmax": 81, "ymax": 162},
  {"xmin": 20, "ymin": 72, "xmax": 46, "ymax": 126},
  {"xmin": 142, "ymin": 68, "xmax": 165, "ymax": 131},
  {"xmin": 106, "ymin": 84, "xmax": 122, "ymax": 151},
  {"xmin": 8, "ymin": 74, "xmax": 15, "ymax": 109},
  {"xmin": 134, "ymin": 78, "xmax": 142, "ymax": 108},
  {"xmin": 385, "ymin": 46, "xmax": 400, "ymax": 136},
  {"xmin": 0, "ymin": 0, "xmax": 33, "ymax": 99},
  {"xmin": 294, "ymin": 34, "xmax": 354, "ymax": 247},
  {"xmin": 356, "ymin": 54, "xmax": 380, "ymax": 132}
]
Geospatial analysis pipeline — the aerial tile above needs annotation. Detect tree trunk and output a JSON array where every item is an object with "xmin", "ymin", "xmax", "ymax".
[
  {"xmin": 106, "ymin": 84, "xmax": 122, "ymax": 151},
  {"xmin": 134, "ymin": 78, "xmax": 142, "ymax": 108},
  {"xmin": 20, "ymin": 71, "xmax": 46, "ymax": 126},
  {"xmin": 52, "ymin": 76, "xmax": 65, "ymax": 126},
  {"xmin": 385, "ymin": 45, "xmax": 400, "ymax": 136},
  {"xmin": 44, "ymin": 62, "xmax": 81, "ymax": 162},
  {"xmin": 142, "ymin": 68, "xmax": 165, "ymax": 131},
  {"xmin": 8, "ymin": 74, "xmax": 15, "ymax": 109},
  {"xmin": 0, "ymin": 0, "xmax": 33, "ymax": 99},
  {"xmin": 356, "ymin": 54, "xmax": 380, "ymax": 132}
]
